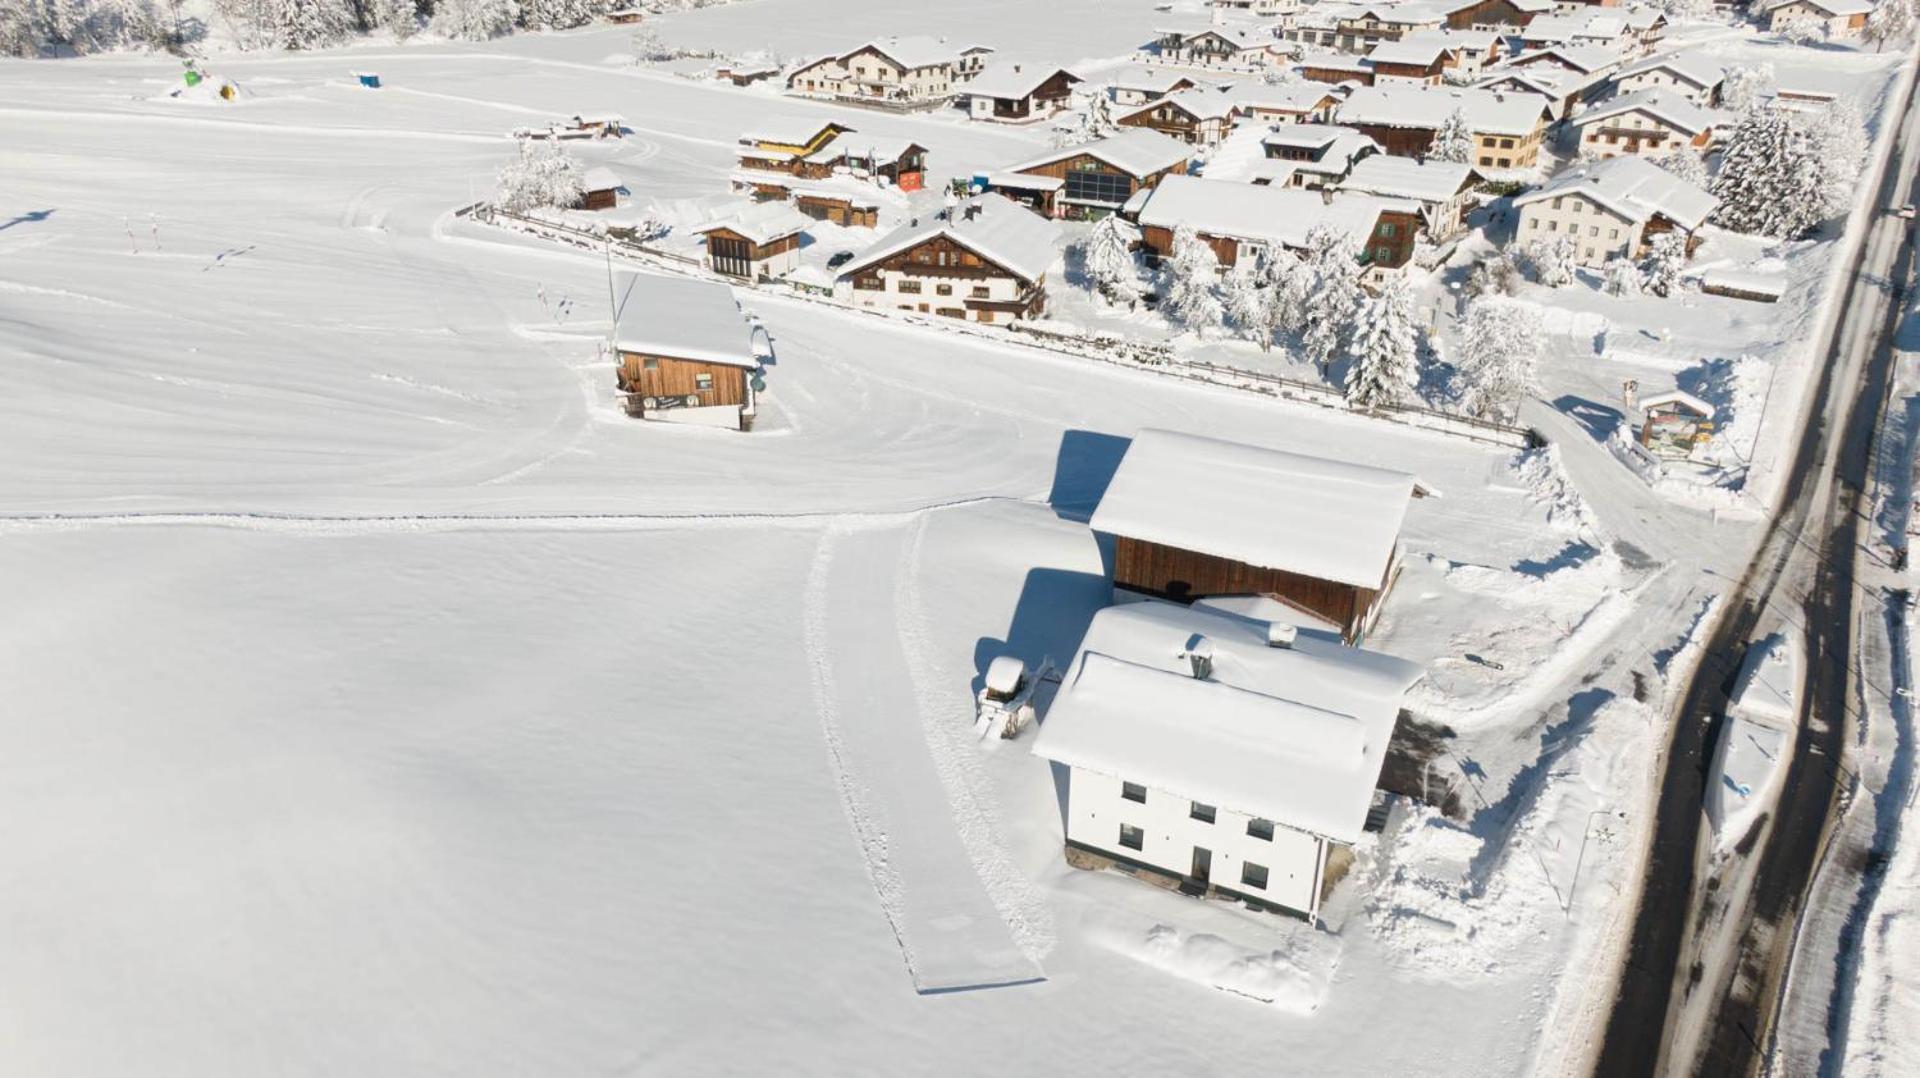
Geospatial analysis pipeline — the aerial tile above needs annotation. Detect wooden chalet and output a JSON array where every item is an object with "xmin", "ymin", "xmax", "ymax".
[
  {"xmin": 793, "ymin": 184, "xmax": 882, "ymax": 227},
  {"xmin": 612, "ymin": 273, "xmax": 766, "ymax": 432},
  {"xmin": 1116, "ymin": 90, "xmax": 1237, "ymax": 146},
  {"xmin": 1300, "ymin": 52, "xmax": 1374, "ymax": 87},
  {"xmin": 964, "ymin": 62, "xmax": 1082, "ymax": 122},
  {"xmin": 837, "ymin": 194, "xmax": 1058, "ymax": 323},
  {"xmin": 605, "ymin": 7, "xmax": 644, "ymax": 24},
  {"xmin": 694, "ymin": 202, "xmax": 810, "ymax": 281},
  {"xmin": 580, "ymin": 168, "xmax": 622, "ymax": 211},
  {"xmin": 1226, "ymin": 82, "xmax": 1341, "ymax": 124},
  {"xmin": 995, "ymin": 129, "xmax": 1192, "ymax": 218},
  {"xmin": 1364, "ymin": 39, "xmax": 1457, "ymax": 85},
  {"xmin": 1108, "ymin": 70, "xmax": 1210, "ymax": 107},
  {"xmin": 1088, "ymin": 429, "xmax": 1423, "ymax": 645},
  {"xmin": 1132, "ymin": 175, "xmax": 1418, "ymax": 275},
  {"xmin": 1336, "ymin": 84, "xmax": 1551, "ymax": 169}
]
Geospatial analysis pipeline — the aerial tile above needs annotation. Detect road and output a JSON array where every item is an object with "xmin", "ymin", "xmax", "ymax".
[{"xmin": 1591, "ymin": 65, "xmax": 1920, "ymax": 1078}]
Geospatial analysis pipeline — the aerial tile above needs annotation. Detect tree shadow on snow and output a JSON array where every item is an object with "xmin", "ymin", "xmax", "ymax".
[
  {"xmin": 1459, "ymin": 687, "xmax": 1612, "ymax": 896},
  {"xmin": 1514, "ymin": 540, "xmax": 1599, "ymax": 578},
  {"xmin": 1047, "ymin": 429, "xmax": 1131, "ymax": 523},
  {"xmin": 1553, "ymin": 393, "xmax": 1623, "ymax": 443}
]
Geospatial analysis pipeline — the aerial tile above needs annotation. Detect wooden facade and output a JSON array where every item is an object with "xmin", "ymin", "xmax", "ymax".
[
  {"xmin": 1117, "ymin": 101, "xmax": 1230, "ymax": 146},
  {"xmin": 581, "ymin": 187, "xmax": 619, "ymax": 211},
  {"xmin": 1111, "ymin": 536, "xmax": 1390, "ymax": 644},
  {"xmin": 981, "ymin": 70, "xmax": 1080, "ymax": 119},
  {"xmin": 702, "ymin": 227, "xmax": 800, "ymax": 279},
  {"xmin": 795, "ymin": 195, "xmax": 877, "ymax": 227},
  {"xmin": 616, "ymin": 351, "xmax": 751, "ymax": 429},
  {"xmin": 1015, "ymin": 153, "xmax": 1188, "ymax": 218},
  {"xmin": 1349, "ymin": 122, "xmax": 1435, "ymax": 158},
  {"xmin": 851, "ymin": 234, "xmax": 1045, "ymax": 321}
]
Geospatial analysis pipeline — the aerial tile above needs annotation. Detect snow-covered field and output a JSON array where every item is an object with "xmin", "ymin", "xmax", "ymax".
[{"xmin": 0, "ymin": 10, "xmax": 1910, "ymax": 1077}]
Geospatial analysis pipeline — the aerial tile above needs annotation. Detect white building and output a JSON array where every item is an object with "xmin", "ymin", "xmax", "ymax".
[
  {"xmin": 786, "ymin": 37, "xmax": 994, "ymax": 104},
  {"xmin": 1766, "ymin": 0, "xmax": 1871, "ymax": 37},
  {"xmin": 1611, "ymin": 52, "xmax": 1725, "ymax": 107},
  {"xmin": 1030, "ymin": 601, "xmax": 1425, "ymax": 921},
  {"xmin": 1512, "ymin": 153, "xmax": 1716, "ymax": 266},
  {"xmin": 1337, "ymin": 154, "xmax": 1480, "ymax": 239},
  {"xmin": 1571, "ymin": 89, "xmax": 1718, "ymax": 159},
  {"xmin": 836, "ymin": 193, "xmax": 1058, "ymax": 322}
]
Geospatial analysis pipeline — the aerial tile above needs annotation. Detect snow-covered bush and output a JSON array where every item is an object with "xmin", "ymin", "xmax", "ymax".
[
  {"xmin": 1640, "ymin": 232, "xmax": 1688, "ymax": 297},
  {"xmin": 273, "ymin": 0, "xmax": 352, "ymax": 50},
  {"xmin": 6, "ymin": 0, "xmax": 179, "ymax": 56},
  {"xmin": 1454, "ymin": 298, "xmax": 1543, "ymax": 422},
  {"xmin": 1603, "ymin": 257, "xmax": 1643, "ymax": 297},
  {"xmin": 1429, "ymin": 107, "xmax": 1474, "ymax": 165},
  {"xmin": 1467, "ymin": 249, "xmax": 1524, "ymax": 297},
  {"xmin": 1162, "ymin": 223, "xmax": 1223, "ymax": 330},
  {"xmin": 495, "ymin": 139, "xmax": 587, "ymax": 213},
  {"xmin": 1806, "ymin": 99, "xmax": 1867, "ymax": 219},
  {"xmin": 1051, "ymin": 90, "xmax": 1120, "ymax": 148},
  {"xmin": 1345, "ymin": 277, "xmax": 1420, "ymax": 409},
  {"xmin": 1526, "ymin": 236, "xmax": 1577, "ymax": 288},
  {"xmin": 1083, "ymin": 214, "xmax": 1140, "ymax": 305},
  {"xmin": 372, "ymin": 0, "xmax": 421, "ymax": 39},
  {"xmin": 436, "ymin": 0, "xmax": 515, "ymax": 41},
  {"xmin": 1269, "ymin": 248, "xmax": 1313, "ymax": 336},
  {"xmin": 522, "ymin": 0, "xmax": 603, "ymax": 31}
]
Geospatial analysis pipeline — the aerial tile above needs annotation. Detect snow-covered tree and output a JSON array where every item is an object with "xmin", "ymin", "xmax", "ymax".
[
  {"xmin": 0, "ymin": 3, "xmax": 41, "ymax": 56},
  {"xmin": 274, "ymin": 0, "xmax": 353, "ymax": 49},
  {"xmin": 522, "ymin": 0, "xmax": 600, "ymax": 31},
  {"xmin": 1453, "ymin": 298, "xmax": 1544, "ymax": 422},
  {"xmin": 1467, "ymin": 249, "xmax": 1524, "ymax": 298},
  {"xmin": 1640, "ymin": 232, "xmax": 1688, "ymax": 297},
  {"xmin": 632, "ymin": 22, "xmax": 676, "ymax": 61},
  {"xmin": 1162, "ymin": 223, "xmax": 1223, "ymax": 330},
  {"xmin": 372, "ymin": 0, "xmax": 419, "ymax": 38},
  {"xmin": 1653, "ymin": 147, "xmax": 1709, "ymax": 188},
  {"xmin": 1051, "ymin": 90, "xmax": 1121, "ymax": 148},
  {"xmin": 1429, "ymin": 107, "xmax": 1474, "ymax": 164},
  {"xmin": 1711, "ymin": 104, "xmax": 1823, "ymax": 239},
  {"xmin": 1603, "ymin": 256, "xmax": 1643, "ymax": 297},
  {"xmin": 1268, "ymin": 248, "xmax": 1314, "ymax": 336},
  {"xmin": 1720, "ymin": 63, "xmax": 1775, "ymax": 114},
  {"xmin": 1867, "ymin": 0, "xmax": 1915, "ymax": 49},
  {"xmin": 435, "ymin": 0, "xmax": 515, "ymax": 41},
  {"xmin": 1526, "ymin": 236, "xmax": 1577, "ymax": 288},
  {"xmin": 1656, "ymin": 0, "xmax": 1713, "ymax": 18},
  {"xmin": 495, "ymin": 139, "xmax": 587, "ymax": 213},
  {"xmin": 1806, "ymin": 99, "xmax": 1868, "ymax": 219},
  {"xmin": 1083, "ymin": 213, "xmax": 1141, "ymax": 305},
  {"xmin": 1344, "ymin": 277, "xmax": 1420, "ymax": 409},
  {"xmin": 1300, "ymin": 225, "xmax": 1362, "ymax": 374}
]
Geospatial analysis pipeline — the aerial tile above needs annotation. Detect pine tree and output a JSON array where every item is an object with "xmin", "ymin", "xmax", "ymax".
[
  {"xmin": 522, "ymin": 0, "xmax": 597, "ymax": 31},
  {"xmin": 373, "ymin": 0, "xmax": 418, "ymax": 37},
  {"xmin": 1223, "ymin": 255, "xmax": 1269, "ymax": 343},
  {"xmin": 1084, "ymin": 214, "xmax": 1141, "ymax": 305},
  {"xmin": 1603, "ymin": 257, "xmax": 1642, "ymax": 297},
  {"xmin": 1454, "ymin": 298, "xmax": 1543, "ymax": 422},
  {"xmin": 1345, "ymin": 277, "xmax": 1420, "ymax": 409},
  {"xmin": 1806, "ymin": 99, "xmax": 1867, "ymax": 219},
  {"xmin": 275, "ymin": 0, "xmax": 352, "ymax": 49},
  {"xmin": 1641, "ymin": 232, "xmax": 1688, "ymax": 297},
  {"xmin": 1720, "ymin": 64, "xmax": 1775, "ymax": 114},
  {"xmin": 434, "ymin": 0, "xmax": 514, "ymax": 41},
  {"xmin": 1301, "ymin": 225, "xmax": 1362, "ymax": 374},
  {"xmin": 0, "ymin": 2, "xmax": 42, "ymax": 56},
  {"xmin": 495, "ymin": 139, "xmax": 587, "ymax": 213},
  {"xmin": 1162, "ymin": 223, "xmax": 1223, "ymax": 331},
  {"xmin": 1268, "ymin": 248, "xmax": 1313, "ymax": 336},
  {"xmin": 1430, "ymin": 107, "xmax": 1474, "ymax": 164},
  {"xmin": 1467, "ymin": 249, "xmax": 1523, "ymax": 297},
  {"xmin": 1711, "ymin": 104, "xmax": 1824, "ymax": 239}
]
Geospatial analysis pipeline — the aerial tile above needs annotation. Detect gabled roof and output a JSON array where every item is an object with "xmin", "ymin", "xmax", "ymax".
[
  {"xmin": 1521, "ymin": 12, "xmax": 1628, "ymax": 41},
  {"xmin": 1574, "ymin": 89, "xmax": 1717, "ymax": 135},
  {"xmin": 1225, "ymin": 81, "xmax": 1341, "ymax": 112},
  {"xmin": 1029, "ymin": 601, "xmax": 1424, "ymax": 844},
  {"xmin": 1006, "ymin": 128, "xmax": 1193, "ymax": 180},
  {"xmin": 1338, "ymin": 84, "xmax": 1550, "ymax": 136},
  {"xmin": 1134, "ymin": 175, "xmax": 1388, "ymax": 254},
  {"xmin": 1340, "ymin": 154, "xmax": 1477, "ymax": 203},
  {"xmin": 1789, "ymin": 0, "xmax": 1873, "ymax": 14},
  {"xmin": 1365, "ymin": 38, "xmax": 1455, "ymax": 68},
  {"xmin": 612, "ymin": 272, "xmax": 757, "ymax": 368},
  {"xmin": 1508, "ymin": 43, "xmax": 1623, "ymax": 75},
  {"xmin": 1089, "ymin": 428, "xmax": 1418, "ymax": 589},
  {"xmin": 582, "ymin": 167, "xmax": 622, "ymax": 193},
  {"xmin": 850, "ymin": 36, "xmax": 990, "ymax": 70},
  {"xmin": 1615, "ymin": 51, "xmax": 1725, "ymax": 91},
  {"xmin": 964, "ymin": 61, "xmax": 1081, "ymax": 101},
  {"xmin": 837, "ymin": 193, "xmax": 1058, "ymax": 282},
  {"xmin": 1514, "ymin": 153, "xmax": 1716, "ymax": 230},
  {"xmin": 1119, "ymin": 88, "xmax": 1237, "ymax": 124},
  {"xmin": 1640, "ymin": 389, "xmax": 1715, "ymax": 418},
  {"xmin": 694, "ymin": 200, "xmax": 811, "ymax": 245},
  {"xmin": 1107, "ymin": 67, "xmax": 1212, "ymax": 95},
  {"xmin": 739, "ymin": 120, "xmax": 853, "ymax": 149},
  {"xmin": 805, "ymin": 133, "xmax": 926, "ymax": 165}
]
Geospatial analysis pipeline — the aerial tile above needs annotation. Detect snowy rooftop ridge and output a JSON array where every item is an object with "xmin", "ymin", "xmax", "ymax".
[
  {"xmin": 1089, "ymin": 428, "xmax": 1419, "ymax": 590},
  {"xmin": 963, "ymin": 61, "xmax": 1079, "ymax": 101},
  {"xmin": 1336, "ymin": 84, "xmax": 1551, "ymax": 136},
  {"xmin": 1134, "ymin": 175, "xmax": 1387, "ymax": 254},
  {"xmin": 1120, "ymin": 89, "xmax": 1237, "ymax": 124},
  {"xmin": 1574, "ymin": 89, "xmax": 1718, "ymax": 135},
  {"xmin": 611, "ymin": 272, "xmax": 758, "ymax": 369},
  {"xmin": 836, "ymin": 193, "xmax": 1058, "ymax": 283},
  {"xmin": 694, "ymin": 200, "xmax": 811, "ymax": 246},
  {"xmin": 1003, "ymin": 129, "xmax": 1193, "ymax": 181},
  {"xmin": 1614, "ymin": 50, "xmax": 1726, "ymax": 90},
  {"xmin": 1513, "ymin": 153, "xmax": 1716, "ymax": 231},
  {"xmin": 1339, "ymin": 155, "xmax": 1477, "ymax": 204},
  {"xmin": 1030, "ymin": 602, "xmax": 1425, "ymax": 844}
]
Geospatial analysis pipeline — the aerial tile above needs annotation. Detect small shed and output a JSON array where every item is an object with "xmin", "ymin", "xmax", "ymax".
[
  {"xmin": 694, "ymin": 202, "xmax": 810, "ymax": 280},
  {"xmin": 1699, "ymin": 268, "xmax": 1786, "ymax": 304},
  {"xmin": 353, "ymin": 71, "xmax": 382, "ymax": 89},
  {"xmin": 580, "ymin": 168, "xmax": 623, "ymax": 211},
  {"xmin": 1638, "ymin": 390, "xmax": 1715, "ymax": 458},
  {"xmin": 1088, "ymin": 429, "xmax": 1422, "ymax": 645},
  {"xmin": 612, "ymin": 272, "xmax": 765, "ymax": 431},
  {"xmin": 606, "ymin": 7, "xmax": 645, "ymax": 24}
]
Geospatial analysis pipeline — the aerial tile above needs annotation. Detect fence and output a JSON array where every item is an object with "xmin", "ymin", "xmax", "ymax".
[{"xmin": 465, "ymin": 203, "xmax": 1540, "ymax": 451}]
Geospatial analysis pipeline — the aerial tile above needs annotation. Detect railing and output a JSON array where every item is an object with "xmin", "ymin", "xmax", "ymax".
[{"xmin": 464, "ymin": 202, "xmax": 1539, "ymax": 451}]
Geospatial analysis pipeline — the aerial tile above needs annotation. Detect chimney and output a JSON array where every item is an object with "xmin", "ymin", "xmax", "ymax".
[
  {"xmin": 1266, "ymin": 622, "xmax": 1298, "ymax": 649},
  {"xmin": 1013, "ymin": 63, "xmax": 1022, "ymax": 74},
  {"xmin": 1183, "ymin": 635, "xmax": 1216, "ymax": 680},
  {"xmin": 964, "ymin": 202, "xmax": 981, "ymax": 221}
]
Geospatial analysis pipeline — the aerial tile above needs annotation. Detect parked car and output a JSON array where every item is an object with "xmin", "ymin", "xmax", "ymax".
[{"xmin": 827, "ymin": 250, "xmax": 855, "ymax": 268}]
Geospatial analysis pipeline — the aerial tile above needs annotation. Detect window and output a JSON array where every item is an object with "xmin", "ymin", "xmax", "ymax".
[
  {"xmin": 1190, "ymin": 802, "xmax": 1216, "ymax": 824},
  {"xmin": 1589, "ymin": 226, "xmax": 1599, "ymax": 238},
  {"xmin": 1241, "ymin": 861, "xmax": 1269, "ymax": 890},
  {"xmin": 642, "ymin": 356, "xmax": 660, "ymax": 370},
  {"xmin": 971, "ymin": 286, "xmax": 991, "ymax": 299},
  {"xmin": 1529, "ymin": 218, "xmax": 1539, "ymax": 230},
  {"xmin": 1247, "ymin": 817, "xmax": 1274, "ymax": 841},
  {"xmin": 936, "ymin": 283, "xmax": 953, "ymax": 296},
  {"xmin": 694, "ymin": 373, "xmax": 714, "ymax": 391},
  {"xmin": 855, "ymin": 275, "xmax": 884, "ymax": 290},
  {"xmin": 1610, "ymin": 228, "xmax": 1621, "ymax": 240},
  {"xmin": 1500, "ymin": 138, "xmax": 1515, "ymax": 149},
  {"xmin": 1498, "ymin": 157, "xmax": 1511, "ymax": 168},
  {"xmin": 1122, "ymin": 781, "xmax": 1147, "ymax": 804},
  {"xmin": 897, "ymin": 279, "xmax": 922, "ymax": 294},
  {"xmin": 1119, "ymin": 823, "xmax": 1145, "ymax": 851},
  {"xmin": 1380, "ymin": 223, "xmax": 1396, "ymax": 238}
]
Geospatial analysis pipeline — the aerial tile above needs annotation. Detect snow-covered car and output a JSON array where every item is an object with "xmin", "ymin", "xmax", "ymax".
[{"xmin": 975, "ymin": 655, "xmax": 1040, "ymax": 739}]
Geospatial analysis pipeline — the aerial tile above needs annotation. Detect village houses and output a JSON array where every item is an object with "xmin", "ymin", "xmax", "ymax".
[
  {"xmin": 1030, "ymin": 599, "xmax": 1425, "ymax": 922},
  {"xmin": 1117, "ymin": 89, "xmax": 1240, "ymax": 146},
  {"xmin": 1336, "ymin": 154, "xmax": 1480, "ymax": 240},
  {"xmin": 611, "ymin": 272, "xmax": 767, "ymax": 431},
  {"xmin": 693, "ymin": 201, "xmax": 810, "ymax": 281},
  {"xmin": 1513, "ymin": 152, "xmax": 1717, "ymax": 266},
  {"xmin": 1150, "ymin": 23, "xmax": 1279, "ymax": 67},
  {"xmin": 1107, "ymin": 68, "xmax": 1214, "ymax": 107},
  {"xmin": 837, "ymin": 193, "xmax": 1058, "ymax": 322},
  {"xmin": 1571, "ymin": 90, "xmax": 1717, "ymax": 160},
  {"xmin": 987, "ymin": 129, "xmax": 1192, "ymax": 218},
  {"xmin": 962, "ymin": 62, "xmax": 1082, "ymax": 123},
  {"xmin": 1258, "ymin": 124, "xmax": 1383, "ymax": 189},
  {"xmin": 1224, "ymin": 81, "xmax": 1343, "ymax": 124},
  {"xmin": 1611, "ymin": 52, "xmax": 1725, "ymax": 107},
  {"xmin": 1133, "ymin": 176, "xmax": 1418, "ymax": 279},
  {"xmin": 1766, "ymin": 0, "xmax": 1872, "ymax": 37},
  {"xmin": 786, "ymin": 37, "xmax": 994, "ymax": 106},
  {"xmin": 1337, "ymin": 84, "xmax": 1553, "ymax": 169}
]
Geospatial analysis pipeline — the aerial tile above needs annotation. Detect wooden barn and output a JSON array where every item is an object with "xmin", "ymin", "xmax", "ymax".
[
  {"xmin": 1087, "ymin": 429, "xmax": 1423, "ymax": 644},
  {"xmin": 998, "ymin": 129, "xmax": 1192, "ymax": 218},
  {"xmin": 612, "ymin": 273, "xmax": 765, "ymax": 432},
  {"xmin": 1116, "ymin": 90, "xmax": 1237, "ymax": 147},
  {"xmin": 694, "ymin": 202, "xmax": 810, "ymax": 280},
  {"xmin": 580, "ymin": 168, "xmax": 622, "ymax": 211},
  {"xmin": 793, "ymin": 185, "xmax": 882, "ymax": 227}
]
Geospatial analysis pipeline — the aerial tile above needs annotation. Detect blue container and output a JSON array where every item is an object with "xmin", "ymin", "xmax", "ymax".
[{"xmin": 356, "ymin": 72, "xmax": 382, "ymax": 89}]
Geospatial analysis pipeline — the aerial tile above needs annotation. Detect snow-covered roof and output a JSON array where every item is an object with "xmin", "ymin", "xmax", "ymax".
[
  {"xmin": 739, "ymin": 121, "xmax": 851, "ymax": 148},
  {"xmin": 1090, "ymin": 428, "xmax": 1418, "ymax": 589},
  {"xmin": 852, "ymin": 36, "xmax": 989, "ymax": 71},
  {"xmin": 1119, "ymin": 89, "xmax": 1236, "ymax": 123},
  {"xmin": 582, "ymin": 167, "xmax": 622, "ymax": 193},
  {"xmin": 980, "ymin": 169, "xmax": 1065, "ymax": 192},
  {"xmin": 611, "ymin": 272, "xmax": 757, "ymax": 369},
  {"xmin": 1513, "ymin": 154, "xmax": 1716, "ymax": 230},
  {"xmin": 694, "ymin": 200, "xmax": 811, "ymax": 245},
  {"xmin": 807, "ymin": 133, "xmax": 926, "ymax": 166},
  {"xmin": 837, "ymin": 193, "xmax": 1058, "ymax": 283},
  {"xmin": 1728, "ymin": 632, "xmax": 1802, "ymax": 726},
  {"xmin": 1615, "ymin": 51, "xmax": 1725, "ymax": 91},
  {"xmin": 1107, "ymin": 67, "xmax": 1212, "ymax": 95},
  {"xmin": 1339, "ymin": 155, "xmax": 1476, "ymax": 204},
  {"xmin": 964, "ymin": 61, "xmax": 1079, "ymax": 101},
  {"xmin": 1365, "ymin": 38, "xmax": 1454, "ymax": 68},
  {"xmin": 1701, "ymin": 266, "xmax": 1787, "ymax": 298},
  {"xmin": 1005, "ymin": 129, "xmax": 1193, "ymax": 180},
  {"xmin": 1573, "ymin": 89, "xmax": 1717, "ymax": 136},
  {"xmin": 1134, "ymin": 175, "xmax": 1386, "ymax": 255},
  {"xmin": 1300, "ymin": 51, "xmax": 1372, "ymax": 74},
  {"xmin": 1521, "ymin": 12, "xmax": 1628, "ymax": 41},
  {"xmin": 1225, "ymin": 82, "xmax": 1340, "ymax": 112},
  {"xmin": 1337, "ymin": 84, "xmax": 1549, "ymax": 136},
  {"xmin": 1639, "ymin": 389, "xmax": 1714, "ymax": 417},
  {"xmin": 1791, "ymin": 0, "xmax": 1873, "ymax": 15},
  {"xmin": 1510, "ymin": 44, "xmax": 1623, "ymax": 76},
  {"xmin": 1030, "ymin": 602, "xmax": 1425, "ymax": 844},
  {"xmin": 1402, "ymin": 27, "xmax": 1501, "ymax": 51}
]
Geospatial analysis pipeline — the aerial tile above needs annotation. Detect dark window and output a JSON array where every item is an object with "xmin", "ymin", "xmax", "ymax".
[
  {"xmin": 1190, "ymin": 802, "xmax": 1216, "ymax": 824},
  {"xmin": 1380, "ymin": 223, "xmax": 1396, "ymax": 238},
  {"xmin": 1122, "ymin": 781, "xmax": 1147, "ymax": 803},
  {"xmin": 1241, "ymin": 861, "xmax": 1269, "ymax": 890},
  {"xmin": 1064, "ymin": 168, "xmax": 1133, "ymax": 206},
  {"xmin": 1247, "ymin": 818, "xmax": 1274, "ymax": 841},
  {"xmin": 854, "ymin": 275, "xmax": 884, "ymax": 290},
  {"xmin": 936, "ymin": 283, "xmax": 953, "ymax": 296},
  {"xmin": 1119, "ymin": 823, "xmax": 1145, "ymax": 850},
  {"xmin": 643, "ymin": 356, "xmax": 660, "ymax": 371},
  {"xmin": 694, "ymin": 373, "xmax": 714, "ymax": 391},
  {"xmin": 971, "ymin": 286, "xmax": 991, "ymax": 298},
  {"xmin": 898, "ymin": 279, "xmax": 922, "ymax": 293}
]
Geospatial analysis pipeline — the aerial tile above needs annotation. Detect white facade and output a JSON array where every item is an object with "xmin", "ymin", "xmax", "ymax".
[
  {"xmin": 1613, "ymin": 68, "xmax": 1719, "ymax": 106},
  {"xmin": 1062, "ymin": 764, "xmax": 1327, "ymax": 917},
  {"xmin": 1575, "ymin": 107, "xmax": 1708, "ymax": 159},
  {"xmin": 1767, "ymin": 1, "xmax": 1869, "ymax": 37},
  {"xmin": 1517, "ymin": 190, "xmax": 1640, "ymax": 265},
  {"xmin": 847, "ymin": 266, "xmax": 1035, "ymax": 321}
]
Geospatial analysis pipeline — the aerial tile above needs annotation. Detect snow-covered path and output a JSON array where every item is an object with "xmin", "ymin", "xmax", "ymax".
[{"xmin": 805, "ymin": 520, "xmax": 1044, "ymax": 993}]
